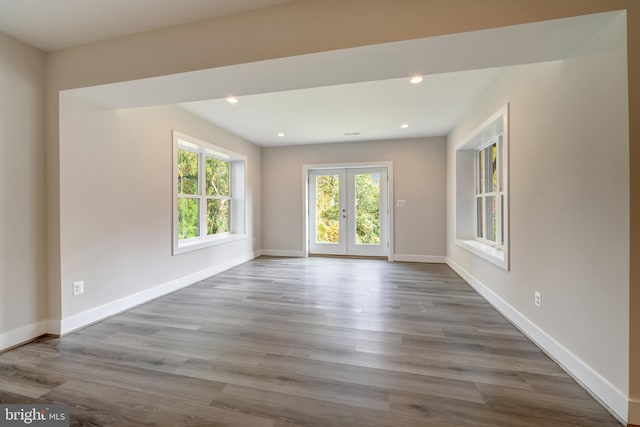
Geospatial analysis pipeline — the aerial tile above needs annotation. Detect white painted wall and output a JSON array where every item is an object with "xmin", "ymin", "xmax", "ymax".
[
  {"xmin": 0, "ymin": 33, "xmax": 47, "ymax": 348},
  {"xmin": 42, "ymin": 7, "xmax": 640, "ymax": 409},
  {"xmin": 58, "ymin": 96, "xmax": 261, "ymax": 329},
  {"xmin": 262, "ymin": 138, "xmax": 446, "ymax": 259},
  {"xmin": 447, "ymin": 14, "xmax": 630, "ymax": 420},
  {"xmin": 5, "ymin": 0, "xmax": 634, "ymax": 420}
]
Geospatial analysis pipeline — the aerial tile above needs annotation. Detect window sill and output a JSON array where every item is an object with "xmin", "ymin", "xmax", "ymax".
[
  {"xmin": 455, "ymin": 239, "xmax": 508, "ymax": 270},
  {"xmin": 174, "ymin": 234, "xmax": 247, "ymax": 255}
]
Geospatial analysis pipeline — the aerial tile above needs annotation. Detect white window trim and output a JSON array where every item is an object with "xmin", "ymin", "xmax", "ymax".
[
  {"xmin": 172, "ymin": 131, "xmax": 247, "ymax": 255},
  {"xmin": 457, "ymin": 239, "xmax": 506, "ymax": 265},
  {"xmin": 455, "ymin": 104, "xmax": 509, "ymax": 270}
]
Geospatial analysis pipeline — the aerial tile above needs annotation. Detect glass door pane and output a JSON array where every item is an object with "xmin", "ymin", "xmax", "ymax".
[
  {"xmin": 346, "ymin": 167, "xmax": 388, "ymax": 257},
  {"xmin": 309, "ymin": 170, "xmax": 347, "ymax": 256},
  {"xmin": 354, "ymin": 173, "xmax": 381, "ymax": 245},
  {"xmin": 315, "ymin": 174, "xmax": 341, "ymax": 244}
]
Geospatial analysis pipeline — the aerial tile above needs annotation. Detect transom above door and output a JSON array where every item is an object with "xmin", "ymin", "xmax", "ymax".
[{"xmin": 308, "ymin": 167, "xmax": 388, "ymax": 257}]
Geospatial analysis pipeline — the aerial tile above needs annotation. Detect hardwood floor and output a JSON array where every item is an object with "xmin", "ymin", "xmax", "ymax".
[{"xmin": 0, "ymin": 257, "xmax": 622, "ymax": 426}]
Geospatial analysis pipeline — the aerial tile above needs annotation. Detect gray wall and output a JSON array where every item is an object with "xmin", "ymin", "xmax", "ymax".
[
  {"xmin": 3, "ymin": 0, "xmax": 638, "ymax": 421},
  {"xmin": 262, "ymin": 138, "xmax": 446, "ymax": 259},
  {"xmin": 447, "ymin": 13, "xmax": 629, "ymax": 410},
  {"xmin": 58, "ymin": 96, "xmax": 261, "ymax": 324},
  {"xmin": 0, "ymin": 33, "xmax": 46, "ymax": 347}
]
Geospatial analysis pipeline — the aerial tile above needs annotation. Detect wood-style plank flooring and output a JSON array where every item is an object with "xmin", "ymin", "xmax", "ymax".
[{"xmin": 0, "ymin": 257, "xmax": 622, "ymax": 426}]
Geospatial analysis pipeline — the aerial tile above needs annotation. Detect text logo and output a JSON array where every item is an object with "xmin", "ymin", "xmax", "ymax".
[{"xmin": 1, "ymin": 405, "xmax": 69, "ymax": 426}]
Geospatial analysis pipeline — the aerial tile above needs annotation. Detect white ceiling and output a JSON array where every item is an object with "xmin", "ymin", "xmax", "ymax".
[
  {"xmin": 63, "ymin": 11, "xmax": 620, "ymax": 147},
  {"xmin": 180, "ymin": 68, "xmax": 505, "ymax": 146},
  {"xmin": 0, "ymin": 0, "xmax": 293, "ymax": 51}
]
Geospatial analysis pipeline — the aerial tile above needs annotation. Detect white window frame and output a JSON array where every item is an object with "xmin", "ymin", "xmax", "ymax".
[
  {"xmin": 173, "ymin": 131, "xmax": 246, "ymax": 255},
  {"xmin": 455, "ymin": 104, "xmax": 509, "ymax": 270}
]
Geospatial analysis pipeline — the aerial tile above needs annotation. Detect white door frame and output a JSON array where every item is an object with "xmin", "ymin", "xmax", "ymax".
[{"xmin": 302, "ymin": 161, "xmax": 394, "ymax": 261}]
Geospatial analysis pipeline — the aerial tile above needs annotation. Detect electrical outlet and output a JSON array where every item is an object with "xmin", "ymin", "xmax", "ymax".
[
  {"xmin": 73, "ymin": 280, "xmax": 84, "ymax": 296},
  {"xmin": 534, "ymin": 290, "xmax": 541, "ymax": 308}
]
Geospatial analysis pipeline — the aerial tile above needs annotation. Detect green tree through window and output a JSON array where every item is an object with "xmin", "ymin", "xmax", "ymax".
[
  {"xmin": 177, "ymin": 150, "xmax": 199, "ymax": 239},
  {"xmin": 355, "ymin": 173, "xmax": 380, "ymax": 245},
  {"xmin": 315, "ymin": 175, "xmax": 340, "ymax": 243},
  {"xmin": 315, "ymin": 173, "xmax": 381, "ymax": 245},
  {"xmin": 206, "ymin": 157, "xmax": 230, "ymax": 235},
  {"xmin": 177, "ymin": 149, "xmax": 231, "ymax": 240}
]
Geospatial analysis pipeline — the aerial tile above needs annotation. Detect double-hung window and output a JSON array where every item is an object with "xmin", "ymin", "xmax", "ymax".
[
  {"xmin": 455, "ymin": 104, "xmax": 509, "ymax": 270},
  {"xmin": 173, "ymin": 131, "xmax": 246, "ymax": 254},
  {"xmin": 475, "ymin": 136, "xmax": 504, "ymax": 248}
]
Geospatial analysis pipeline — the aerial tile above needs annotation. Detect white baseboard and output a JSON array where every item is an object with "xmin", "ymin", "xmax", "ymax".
[
  {"xmin": 260, "ymin": 251, "xmax": 447, "ymax": 263},
  {"xmin": 446, "ymin": 257, "xmax": 629, "ymax": 425},
  {"xmin": 0, "ymin": 320, "xmax": 50, "ymax": 352},
  {"xmin": 261, "ymin": 249, "xmax": 305, "ymax": 257},
  {"xmin": 58, "ymin": 250, "xmax": 260, "ymax": 335},
  {"xmin": 394, "ymin": 254, "xmax": 446, "ymax": 263}
]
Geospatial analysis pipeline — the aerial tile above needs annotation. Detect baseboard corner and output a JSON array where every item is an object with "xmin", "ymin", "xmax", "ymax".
[{"xmin": 0, "ymin": 320, "xmax": 50, "ymax": 353}]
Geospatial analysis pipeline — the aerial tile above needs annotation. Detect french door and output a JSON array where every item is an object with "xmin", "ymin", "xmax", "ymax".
[{"xmin": 309, "ymin": 167, "xmax": 388, "ymax": 257}]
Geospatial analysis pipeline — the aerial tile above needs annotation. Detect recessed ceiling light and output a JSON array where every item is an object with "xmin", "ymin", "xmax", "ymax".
[
  {"xmin": 401, "ymin": 123, "xmax": 409, "ymax": 128},
  {"xmin": 226, "ymin": 96, "xmax": 238, "ymax": 104},
  {"xmin": 344, "ymin": 132, "xmax": 360, "ymax": 136},
  {"xmin": 410, "ymin": 75, "xmax": 423, "ymax": 84},
  {"xmin": 277, "ymin": 132, "xmax": 285, "ymax": 137}
]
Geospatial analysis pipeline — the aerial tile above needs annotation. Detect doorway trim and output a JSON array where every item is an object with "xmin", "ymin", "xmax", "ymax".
[{"xmin": 302, "ymin": 161, "xmax": 394, "ymax": 261}]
